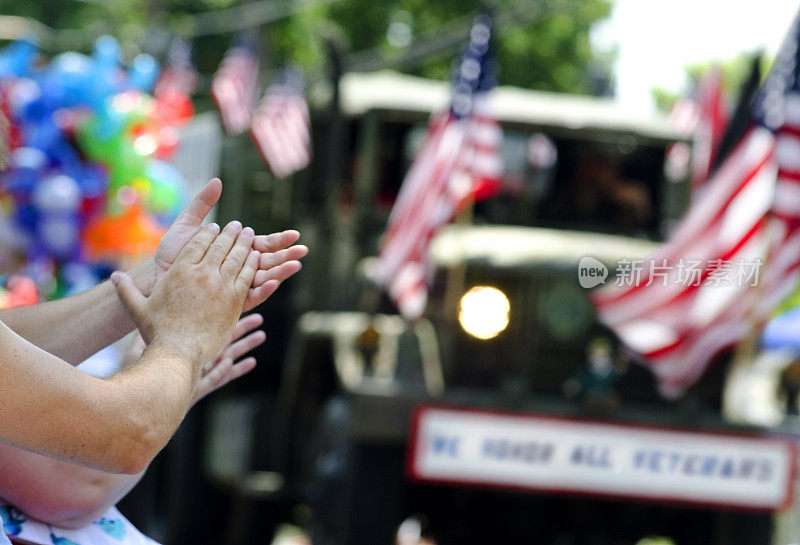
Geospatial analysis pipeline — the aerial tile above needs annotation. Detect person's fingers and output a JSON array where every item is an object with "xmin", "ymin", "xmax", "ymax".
[
  {"xmin": 213, "ymin": 314, "xmax": 263, "ymax": 362},
  {"xmin": 258, "ymin": 245, "xmax": 308, "ymax": 270},
  {"xmin": 175, "ymin": 223, "xmax": 220, "ymax": 264},
  {"xmin": 226, "ymin": 357, "xmax": 257, "ymax": 383},
  {"xmin": 213, "ymin": 357, "xmax": 258, "ymax": 391},
  {"xmin": 203, "ymin": 221, "xmax": 243, "ymax": 268},
  {"xmin": 243, "ymin": 279, "xmax": 280, "ymax": 311},
  {"xmin": 174, "ymin": 178, "xmax": 222, "ymax": 227},
  {"xmin": 253, "ymin": 260, "xmax": 303, "ymax": 287},
  {"xmin": 200, "ymin": 357, "xmax": 233, "ymax": 394},
  {"xmin": 221, "ymin": 227, "xmax": 254, "ymax": 277},
  {"xmin": 253, "ymin": 230, "xmax": 300, "ymax": 253},
  {"xmin": 230, "ymin": 313, "xmax": 264, "ymax": 342},
  {"xmin": 236, "ymin": 250, "xmax": 260, "ymax": 297},
  {"xmin": 206, "ymin": 357, "xmax": 258, "ymax": 394},
  {"xmin": 111, "ymin": 271, "xmax": 147, "ymax": 322},
  {"xmin": 195, "ymin": 356, "xmax": 257, "ymax": 405},
  {"xmin": 222, "ymin": 330, "xmax": 266, "ymax": 363}
]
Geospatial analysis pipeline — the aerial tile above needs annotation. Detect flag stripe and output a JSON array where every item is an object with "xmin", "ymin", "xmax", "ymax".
[
  {"xmin": 592, "ymin": 13, "xmax": 800, "ymax": 397},
  {"xmin": 592, "ymin": 129, "xmax": 775, "ymax": 317},
  {"xmin": 378, "ymin": 14, "xmax": 503, "ymax": 320},
  {"xmin": 211, "ymin": 45, "xmax": 259, "ymax": 136},
  {"xmin": 250, "ymin": 72, "xmax": 312, "ymax": 179}
]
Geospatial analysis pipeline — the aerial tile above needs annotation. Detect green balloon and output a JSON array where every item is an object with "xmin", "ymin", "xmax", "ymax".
[{"xmin": 148, "ymin": 178, "xmax": 179, "ymax": 213}]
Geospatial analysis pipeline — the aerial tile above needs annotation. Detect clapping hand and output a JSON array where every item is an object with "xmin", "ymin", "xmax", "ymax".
[
  {"xmin": 112, "ymin": 221, "xmax": 261, "ymax": 366},
  {"xmin": 193, "ymin": 313, "xmax": 266, "ymax": 404},
  {"xmin": 122, "ymin": 313, "xmax": 267, "ymax": 405},
  {"xmin": 152, "ymin": 178, "xmax": 307, "ymax": 311}
]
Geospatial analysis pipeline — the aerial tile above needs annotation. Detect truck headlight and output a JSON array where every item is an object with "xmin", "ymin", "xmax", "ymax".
[{"xmin": 458, "ymin": 286, "xmax": 510, "ymax": 340}]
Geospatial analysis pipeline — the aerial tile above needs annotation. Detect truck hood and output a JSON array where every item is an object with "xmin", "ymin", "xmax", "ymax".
[{"xmin": 429, "ymin": 225, "xmax": 661, "ymax": 270}]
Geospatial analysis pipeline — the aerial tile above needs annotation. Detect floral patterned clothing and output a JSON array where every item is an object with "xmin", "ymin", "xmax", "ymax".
[{"xmin": 0, "ymin": 505, "xmax": 159, "ymax": 545}]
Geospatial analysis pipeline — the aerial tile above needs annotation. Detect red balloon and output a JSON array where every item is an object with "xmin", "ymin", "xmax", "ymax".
[{"xmin": 153, "ymin": 89, "xmax": 193, "ymax": 127}]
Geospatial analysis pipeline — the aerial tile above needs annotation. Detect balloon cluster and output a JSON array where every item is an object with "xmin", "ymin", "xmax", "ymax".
[{"xmin": 0, "ymin": 37, "xmax": 194, "ymax": 306}]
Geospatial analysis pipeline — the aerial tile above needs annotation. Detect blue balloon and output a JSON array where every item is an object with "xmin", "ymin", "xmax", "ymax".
[
  {"xmin": 0, "ymin": 147, "xmax": 47, "ymax": 199},
  {"xmin": 78, "ymin": 163, "xmax": 109, "ymax": 200},
  {"xmin": 128, "ymin": 54, "xmax": 160, "ymax": 93},
  {"xmin": 48, "ymin": 51, "xmax": 94, "ymax": 107},
  {"xmin": 89, "ymin": 36, "xmax": 126, "ymax": 110},
  {"xmin": 92, "ymin": 36, "xmax": 121, "ymax": 68},
  {"xmin": 14, "ymin": 204, "xmax": 37, "ymax": 233},
  {"xmin": 0, "ymin": 40, "xmax": 37, "ymax": 78},
  {"xmin": 26, "ymin": 119, "xmax": 64, "ymax": 162},
  {"xmin": 91, "ymin": 94, "xmax": 129, "ymax": 141}
]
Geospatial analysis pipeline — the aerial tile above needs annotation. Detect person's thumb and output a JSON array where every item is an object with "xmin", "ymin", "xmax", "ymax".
[
  {"xmin": 111, "ymin": 271, "xmax": 147, "ymax": 321},
  {"xmin": 175, "ymin": 178, "xmax": 222, "ymax": 226}
]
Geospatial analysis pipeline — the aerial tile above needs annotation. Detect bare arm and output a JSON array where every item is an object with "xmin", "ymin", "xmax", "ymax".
[
  {"xmin": 0, "ymin": 260, "xmax": 153, "ymax": 365},
  {"xmin": 0, "ymin": 444, "xmax": 145, "ymax": 529},
  {"xmin": 0, "ymin": 223, "xmax": 260, "ymax": 474},
  {"xmin": 0, "ymin": 315, "xmax": 266, "ymax": 528},
  {"xmin": 0, "ymin": 321, "xmax": 197, "ymax": 474}
]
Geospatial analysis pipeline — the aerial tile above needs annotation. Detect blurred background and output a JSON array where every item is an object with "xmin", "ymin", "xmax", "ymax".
[{"xmin": 3, "ymin": 1, "xmax": 800, "ymax": 544}]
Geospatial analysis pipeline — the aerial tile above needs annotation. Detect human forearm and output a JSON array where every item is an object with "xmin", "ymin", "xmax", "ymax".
[
  {"xmin": 0, "ymin": 322, "xmax": 201, "ymax": 474},
  {"xmin": 0, "ymin": 226, "xmax": 257, "ymax": 472},
  {"xmin": 0, "ymin": 443, "xmax": 145, "ymax": 529},
  {"xmin": 0, "ymin": 317, "xmax": 268, "ymax": 530},
  {"xmin": 0, "ymin": 259, "xmax": 155, "ymax": 365},
  {"xmin": 100, "ymin": 343, "xmax": 203, "ymax": 472}
]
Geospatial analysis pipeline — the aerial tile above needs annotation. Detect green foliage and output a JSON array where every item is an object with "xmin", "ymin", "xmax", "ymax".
[
  {"xmin": 651, "ymin": 86, "xmax": 679, "ymax": 113},
  {"xmin": 318, "ymin": 0, "xmax": 614, "ymax": 93},
  {"xmin": 3, "ymin": 0, "xmax": 614, "ymax": 95},
  {"xmin": 650, "ymin": 51, "xmax": 770, "ymax": 112}
]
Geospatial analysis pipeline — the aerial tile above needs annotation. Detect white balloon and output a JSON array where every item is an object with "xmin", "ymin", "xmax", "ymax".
[{"xmin": 33, "ymin": 174, "xmax": 82, "ymax": 213}]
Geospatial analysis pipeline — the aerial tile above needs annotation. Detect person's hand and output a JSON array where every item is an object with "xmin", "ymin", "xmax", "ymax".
[
  {"xmin": 193, "ymin": 313, "xmax": 266, "ymax": 404},
  {"xmin": 112, "ymin": 222, "xmax": 259, "ymax": 366},
  {"xmin": 249, "ymin": 230, "xmax": 308, "ymax": 310},
  {"xmin": 152, "ymin": 178, "xmax": 308, "ymax": 311},
  {"xmin": 119, "ymin": 314, "xmax": 266, "ymax": 405}
]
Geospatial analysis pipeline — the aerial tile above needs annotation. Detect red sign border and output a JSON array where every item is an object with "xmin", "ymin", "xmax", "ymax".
[{"xmin": 406, "ymin": 404, "xmax": 798, "ymax": 513}]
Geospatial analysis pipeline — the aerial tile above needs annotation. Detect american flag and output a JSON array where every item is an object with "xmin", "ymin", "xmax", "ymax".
[
  {"xmin": 690, "ymin": 67, "xmax": 730, "ymax": 191},
  {"xmin": 663, "ymin": 95, "xmax": 699, "ymax": 182},
  {"xmin": 250, "ymin": 67, "xmax": 311, "ymax": 179},
  {"xmin": 378, "ymin": 13, "xmax": 503, "ymax": 320},
  {"xmin": 713, "ymin": 53, "xmax": 763, "ymax": 173},
  {"xmin": 591, "ymin": 11, "xmax": 800, "ymax": 398},
  {"xmin": 211, "ymin": 36, "xmax": 259, "ymax": 136},
  {"xmin": 153, "ymin": 38, "xmax": 198, "ymax": 99}
]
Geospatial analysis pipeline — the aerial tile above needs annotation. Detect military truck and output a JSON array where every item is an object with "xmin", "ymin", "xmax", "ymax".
[{"xmin": 133, "ymin": 71, "xmax": 799, "ymax": 545}]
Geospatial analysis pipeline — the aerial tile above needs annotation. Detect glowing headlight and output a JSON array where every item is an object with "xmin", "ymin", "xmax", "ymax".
[{"xmin": 458, "ymin": 286, "xmax": 510, "ymax": 340}]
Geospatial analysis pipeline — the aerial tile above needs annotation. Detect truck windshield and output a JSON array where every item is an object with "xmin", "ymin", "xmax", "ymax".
[{"xmin": 402, "ymin": 124, "xmax": 668, "ymax": 239}]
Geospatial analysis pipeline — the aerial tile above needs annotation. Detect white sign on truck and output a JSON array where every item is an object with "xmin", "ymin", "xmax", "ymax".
[{"xmin": 409, "ymin": 406, "xmax": 797, "ymax": 511}]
